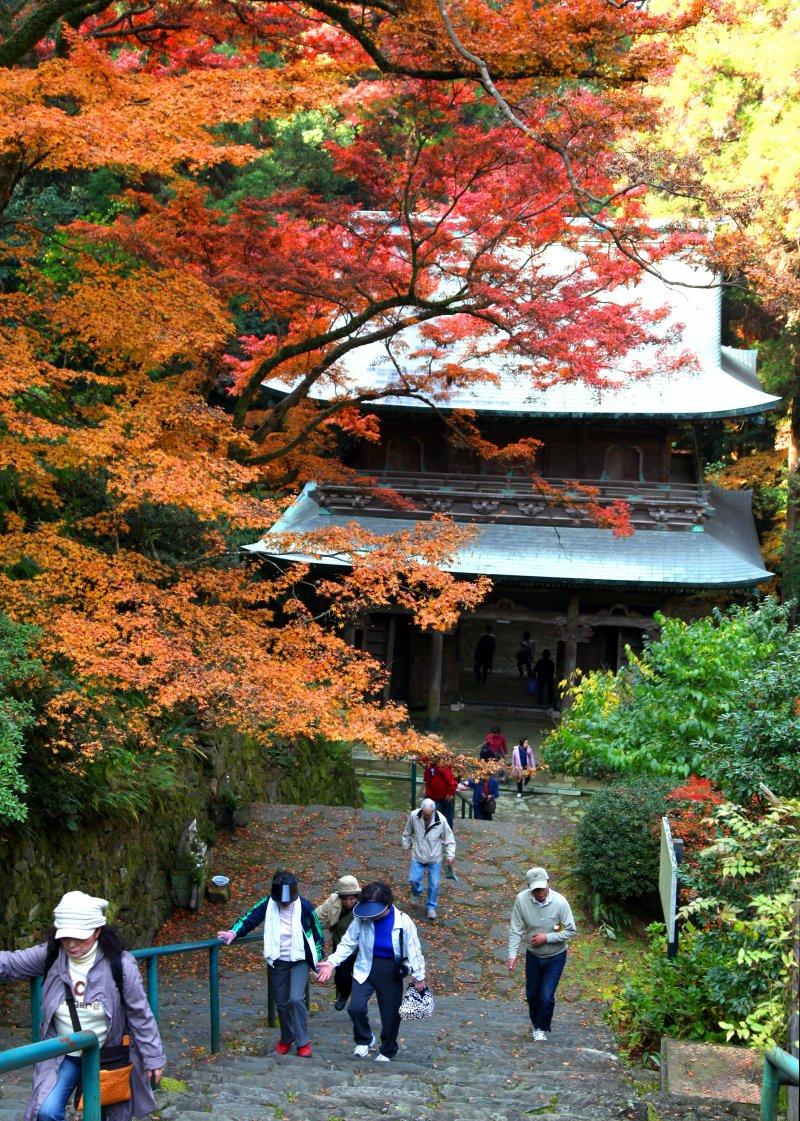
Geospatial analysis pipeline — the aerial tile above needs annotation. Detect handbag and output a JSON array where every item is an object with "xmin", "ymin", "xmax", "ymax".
[
  {"xmin": 63, "ymin": 976, "xmax": 135, "ymax": 1108},
  {"xmin": 398, "ymin": 983, "xmax": 435, "ymax": 1021}
]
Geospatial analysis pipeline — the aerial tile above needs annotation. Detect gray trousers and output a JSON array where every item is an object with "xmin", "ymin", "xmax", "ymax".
[{"xmin": 270, "ymin": 959, "xmax": 309, "ymax": 1046}]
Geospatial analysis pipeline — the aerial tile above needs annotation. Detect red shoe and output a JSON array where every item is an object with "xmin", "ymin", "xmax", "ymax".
[
  {"xmin": 296, "ymin": 1044, "xmax": 312, "ymax": 1058},
  {"xmin": 274, "ymin": 1040, "xmax": 292, "ymax": 1056}
]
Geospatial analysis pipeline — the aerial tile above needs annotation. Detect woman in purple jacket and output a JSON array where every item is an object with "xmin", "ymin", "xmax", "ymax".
[{"xmin": 0, "ymin": 891, "xmax": 166, "ymax": 1121}]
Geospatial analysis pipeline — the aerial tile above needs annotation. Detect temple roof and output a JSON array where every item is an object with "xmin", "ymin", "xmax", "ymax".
[
  {"xmin": 243, "ymin": 483, "xmax": 772, "ymax": 590},
  {"xmin": 263, "ymin": 257, "xmax": 779, "ymax": 420}
]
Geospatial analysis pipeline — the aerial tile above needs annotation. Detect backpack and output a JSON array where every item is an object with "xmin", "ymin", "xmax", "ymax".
[{"xmin": 480, "ymin": 780, "xmax": 497, "ymax": 816}]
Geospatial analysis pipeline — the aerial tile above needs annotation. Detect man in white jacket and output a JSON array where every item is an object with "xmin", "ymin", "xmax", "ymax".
[
  {"xmin": 401, "ymin": 798, "xmax": 456, "ymax": 920},
  {"xmin": 317, "ymin": 882, "xmax": 426, "ymax": 1062}
]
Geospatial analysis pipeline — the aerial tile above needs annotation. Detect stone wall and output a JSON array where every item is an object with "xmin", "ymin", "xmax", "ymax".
[{"xmin": 0, "ymin": 735, "xmax": 360, "ymax": 949}]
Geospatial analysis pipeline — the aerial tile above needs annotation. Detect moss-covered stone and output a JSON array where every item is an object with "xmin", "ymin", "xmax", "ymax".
[{"xmin": 0, "ymin": 735, "xmax": 359, "ymax": 948}]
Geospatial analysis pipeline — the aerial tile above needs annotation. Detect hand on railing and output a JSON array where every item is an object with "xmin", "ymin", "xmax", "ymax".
[{"xmin": 216, "ymin": 930, "xmax": 236, "ymax": 945}]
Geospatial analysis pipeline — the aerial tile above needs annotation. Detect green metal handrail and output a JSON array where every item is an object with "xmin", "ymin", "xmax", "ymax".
[
  {"xmin": 20, "ymin": 933, "xmax": 262, "ymax": 1055},
  {"xmin": 0, "ymin": 1031, "xmax": 102, "ymax": 1121},
  {"xmin": 760, "ymin": 1046, "xmax": 799, "ymax": 1121}
]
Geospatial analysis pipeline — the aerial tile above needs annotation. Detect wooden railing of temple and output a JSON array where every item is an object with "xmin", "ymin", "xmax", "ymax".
[{"xmin": 314, "ymin": 471, "xmax": 713, "ymax": 531}]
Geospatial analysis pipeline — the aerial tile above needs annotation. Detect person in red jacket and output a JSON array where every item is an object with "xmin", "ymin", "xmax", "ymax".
[
  {"xmin": 423, "ymin": 757, "xmax": 459, "ymax": 828},
  {"xmin": 485, "ymin": 725, "xmax": 508, "ymax": 759}
]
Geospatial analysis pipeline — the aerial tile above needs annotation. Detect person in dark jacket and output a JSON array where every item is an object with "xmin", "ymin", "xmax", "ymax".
[
  {"xmin": 218, "ymin": 870, "xmax": 323, "ymax": 1058},
  {"xmin": 461, "ymin": 745, "xmax": 500, "ymax": 820},
  {"xmin": 515, "ymin": 631, "xmax": 534, "ymax": 678},
  {"xmin": 473, "ymin": 626, "xmax": 496, "ymax": 682},
  {"xmin": 533, "ymin": 650, "xmax": 556, "ymax": 707},
  {"xmin": 0, "ymin": 891, "xmax": 165, "ymax": 1121}
]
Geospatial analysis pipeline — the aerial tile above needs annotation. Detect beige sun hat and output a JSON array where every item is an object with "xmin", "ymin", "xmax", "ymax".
[{"xmin": 334, "ymin": 875, "xmax": 361, "ymax": 897}]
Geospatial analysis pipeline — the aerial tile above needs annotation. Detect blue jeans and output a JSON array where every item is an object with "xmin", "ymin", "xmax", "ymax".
[
  {"xmin": 38, "ymin": 1056, "xmax": 82, "ymax": 1121},
  {"xmin": 409, "ymin": 858, "xmax": 442, "ymax": 909},
  {"xmin": 525, "ymin": 950, "xmax": 567, "ymax": 1033}
]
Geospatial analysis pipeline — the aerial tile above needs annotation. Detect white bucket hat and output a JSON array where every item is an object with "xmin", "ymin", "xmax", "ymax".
[{"xmin": 53, "ymin": 891, "xmax": 109, "ymax": 939}]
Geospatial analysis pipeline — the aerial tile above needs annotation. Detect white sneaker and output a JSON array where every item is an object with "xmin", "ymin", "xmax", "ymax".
[
  {"xmin": 353, "ymin": 1034, "xmax": 377, "ymax": 1058},
  {"xmin": 375, "ymin": 1053, "xmax": 392, "ymax": 1062},
  {"xmin": 516, "ymin": 793, "xmax": 522, "ymax": 799},
  {"xmin": 531, "ymin": 1028, "xmax": 548, "ymax": 1042},
  {"xmin": 426, "ymin": 907, "xmax": 437, "ymax": 920}
]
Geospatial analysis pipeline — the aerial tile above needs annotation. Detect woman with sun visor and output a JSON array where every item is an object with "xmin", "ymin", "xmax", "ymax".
[{"xmin": 218, "ymin": 870, "xmax": 323, "ymax": 1058}]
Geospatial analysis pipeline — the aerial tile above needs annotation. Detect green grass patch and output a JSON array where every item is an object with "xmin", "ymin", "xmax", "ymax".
[{"xmin": 359, "ymin": 776, "xmax": 409, "ymax": 811}]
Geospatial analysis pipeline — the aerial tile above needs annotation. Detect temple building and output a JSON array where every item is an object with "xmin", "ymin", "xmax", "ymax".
[{"xmin": 244, "ymin": 257, "xmax": 778, "ymax": 723}]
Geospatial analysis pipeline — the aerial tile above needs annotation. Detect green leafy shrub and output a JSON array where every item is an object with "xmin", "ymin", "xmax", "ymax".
[
  {"xmin": 543, "ymin": 598, "xmax": 794, "ymax": 788},
  {"xmin": 700, "ymin": 647, "xmax": 800, "ymax": 802},
  {"xmin": 608, "ymin": 922, "xmax": 756, "ymax": 1065},
  {"xmin": 575, "ymin": 778, "xmax": 673, "ymax": 904},
  {"xmin": 609, "ymin": 797, "xmax": 799, "ymax": 1061}
]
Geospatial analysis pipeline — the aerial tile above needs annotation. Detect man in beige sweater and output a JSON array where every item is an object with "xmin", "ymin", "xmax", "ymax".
[{"xmin": 507, "ymin": 866, "xmax": 576, "ymax": 1041}]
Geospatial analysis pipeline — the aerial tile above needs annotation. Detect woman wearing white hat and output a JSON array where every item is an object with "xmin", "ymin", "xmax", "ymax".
[{"xmin": 0, "ymin": 890, "xmax": 165, "ymax": 1121}]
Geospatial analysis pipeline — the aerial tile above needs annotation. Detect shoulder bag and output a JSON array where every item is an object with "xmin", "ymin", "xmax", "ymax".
[{"xmin": 62, "ymin": 958, "xmax": 135, "ymax": 1108}]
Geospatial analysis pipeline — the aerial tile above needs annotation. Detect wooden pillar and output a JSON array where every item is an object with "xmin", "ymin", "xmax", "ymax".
[
  {"xmin": 426, "ymin": 631, "xmax": 444, "ymax": 731},
  {"xmin": 562, "ymin": 594, "xmax": 580, "ymax": 681}
]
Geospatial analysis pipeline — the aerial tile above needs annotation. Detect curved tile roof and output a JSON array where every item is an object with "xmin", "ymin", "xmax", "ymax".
[
  {"xmin": 263, "ymin": 258, "xmax": 779, "ymax": 419},
  {"xmin": 243, "ymin": 484, "xmax": 772, "ymax": 590}
]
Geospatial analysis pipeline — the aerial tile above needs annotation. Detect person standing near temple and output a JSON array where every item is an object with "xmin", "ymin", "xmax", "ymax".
[
  {"xmin": 512, "ymin": 738, "xmax": 536, "ymax": 798},
  {"xmin": 423, "ymin": 751, "xmax": 459, "ymax": 829},
  {"xmin": 515, "ymin": 631, "xmax": 534, "ymax": 679},
  {"xmin": 473, "ymin": 625, "xmax": 496, "ymax": 682},
  {"xmin": 485, "ymin": 724, "xmax": 508, "ymax": 760},
  {"xmin": 533, "ymin": 649, "xmax": 556, "ymax": 707},
  {"xmin": 507, "ymin": 867, "xmax": 576, "ymax": 1041}
]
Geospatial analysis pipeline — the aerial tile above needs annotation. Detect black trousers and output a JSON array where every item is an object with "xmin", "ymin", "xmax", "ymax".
[
  {"xmin": 335, "ymin": 951, "xmax": 356, "ymax": 1002},
  {"xmin": 435, "ymin": 797, "xmax": 454, "ymax": 828},
  {"xmin": 348, "ymin": 956, "xmax": 403, "ymax": 1058}
]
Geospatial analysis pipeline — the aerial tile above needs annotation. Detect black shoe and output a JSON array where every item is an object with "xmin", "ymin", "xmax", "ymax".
[{"xmin": 334, "ymin": 996, "xmax": 347, "ymax": 1011}]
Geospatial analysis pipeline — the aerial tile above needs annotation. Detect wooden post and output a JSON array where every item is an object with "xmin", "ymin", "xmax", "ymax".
[{"xmin": 426, "ymin": 631, "xmax": 444, "ymax": 731}]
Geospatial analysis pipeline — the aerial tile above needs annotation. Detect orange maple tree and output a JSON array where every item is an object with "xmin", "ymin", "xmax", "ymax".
[{"xmin": 0, "ymin": 0, "xmax": 700, "ymax": 824}]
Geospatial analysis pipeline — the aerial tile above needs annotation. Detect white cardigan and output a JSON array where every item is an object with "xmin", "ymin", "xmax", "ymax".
[{"xmin": 326, "ymin": 907, "xmax": 425, "ymax": 983}]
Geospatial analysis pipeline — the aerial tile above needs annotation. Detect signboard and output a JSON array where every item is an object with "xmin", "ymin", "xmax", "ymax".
[{"xmin": 659, "ymin": 816, "xmax": 680, "ymax": 955}]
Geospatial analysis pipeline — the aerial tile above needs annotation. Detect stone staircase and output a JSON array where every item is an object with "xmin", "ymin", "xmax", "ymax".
[
  {"xmin": 0, "ymin": 801, "xmax": 765, "ymax": 1121},
  {"xmin": 155, "ymin": 995, "xmax": 627, "ymax": 1121}
]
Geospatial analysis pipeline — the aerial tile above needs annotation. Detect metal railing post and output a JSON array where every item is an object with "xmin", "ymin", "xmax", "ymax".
[
  {"xmin": 761, "ymin": 1047, "xmax": 800, "ymax": 1121},
  {"xmin": 80, "ymin": 1036, "xmax": 102, "ymax": 1121},
  {"xmin": 410, "ymin": 760, "xmax": 417, "ymax": 810},
  {"xmin": 209, "ymin": 943, "xmax": 220, "ymax": 1054},
  {"xmin": 146, "ymin": 954, "xmax": 159, "ymax": 1023},
  {"xmin": 29, "ymin": 976, "xmax": 42, "ymax": 1044}
]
